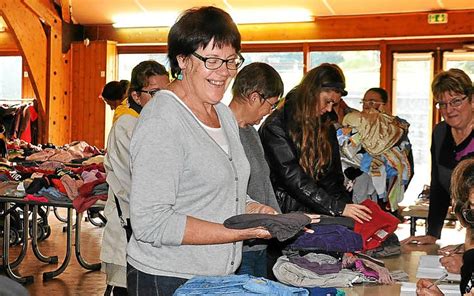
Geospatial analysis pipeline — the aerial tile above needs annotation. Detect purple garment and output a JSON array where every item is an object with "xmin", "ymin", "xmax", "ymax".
[
  {"xmin": 288, "ymin": 224, "xmax": 363, "ymax": 252},
  {"xmin": 455, "ymin": 136, "xmax": 474, "ymax": 161},
  {"xmin": 355, "ymin": 259, "xmax": 379, "ymax": 279},
  {"xmin": 288, "ymin": 254, "xmax": 342, "ymax": 275}
]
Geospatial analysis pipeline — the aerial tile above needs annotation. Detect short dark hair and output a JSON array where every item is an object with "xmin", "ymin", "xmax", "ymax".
[
  {"xmin": 432, "ymin": 68, "xmax": 473, "ymax": 101},
  {"xmin": 129, "ymin": 60, "xmax": 168, "ymax": 92},
  {"xmin": 167, "ymin": 6, "xmax": 241, "ymax": 79},
  {"xmin": 365, "ymin": 87, "xmax": 388, "ymax": 104},
  {"xmin": 231, "ymin": 62, "xmax": 284, "ymax": 102},
  {"xmin": 102, "ymin": 80, "xmax": 130, "ymax": 102}
]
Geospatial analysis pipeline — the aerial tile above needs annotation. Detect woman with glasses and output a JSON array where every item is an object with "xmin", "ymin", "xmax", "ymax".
[
  {"xmin": 416, "ymin": 158, "xmax": 474, "ymax": 296},
  {"xmin": 259, "ymin": 63, "xmax": 372, "ymax": 223},
  {"xmin": 228, "ymin": 62, "xmax": 284, "ymax": 277},
  {"xmin": 126, "ymin": 7, "xmax": 287, "ymax": 296},
  {"xmin": 402, "ymin": 68, "xmax": 474, "ymax": 246},
  {"xmin": 101, "ymin": 60, "xmax": 169, "ymax": 296}
]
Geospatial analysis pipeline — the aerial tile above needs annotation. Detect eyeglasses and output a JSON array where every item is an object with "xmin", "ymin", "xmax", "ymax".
[
  {"xmin": 435, "ymin": 95, "xmax": 468, "ymax": 110},
  {"xmin": 258, "ymin": 93, "xmax": 282, "ymax": 111},
  {"xmin": 192, "ymin": 52, "xmax": 245, "ymax": 70},
  {"xmin": 139, "ymin": 88, "xmax": 161, "ymax": 97},
  {"xmin": 361, "ymin": 99, "xmax": 385, "ymax": 107}
]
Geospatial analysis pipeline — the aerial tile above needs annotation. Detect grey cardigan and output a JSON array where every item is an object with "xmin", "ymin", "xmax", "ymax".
[{"xmin": 127, "ymin": 90, "xmax": 250, "ymax": 279}]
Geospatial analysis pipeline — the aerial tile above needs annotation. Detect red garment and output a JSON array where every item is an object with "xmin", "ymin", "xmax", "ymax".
[
  {"xmin": 68, "ymin": 163, "xmax": 105, "ymax": 174},
  {"xmin": 72, "ymin": 194, "xmax": 107, "ymax": 213},
  {"xmin": 14, "ymin": 165, "xmax": 56, "ymax": 175},
  {"xmin": 24, "ymin": 194, "xmax": 49, "ymax": 203},
  {"xmin": 51, "ymin": 178, "xmax": 67, "ymax": 194},
  {"xmin": 20, "ymin": 105, "xmax": 38, "ymax": 143},
  {"xmin": 353, "ymin": 199, "xmax": 399, "ymax": 251}
]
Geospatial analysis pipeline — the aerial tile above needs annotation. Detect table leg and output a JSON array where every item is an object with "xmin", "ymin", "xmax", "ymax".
[
  {"xmin": 1, "ymin": 202, "xmax": 34, "ymax": 284},
  {"xmin": 43, "ymin": 208, "xmax": 72, "ymax": 281},
  {"xmin": 74, "ymin": 211, "xmax": 101, "ymax": 271},
  {"xmin": 410, "ymin": 217, "xmax": 417, "ymax": 236},
  {"xmin": 10, "ymin": 204, "xmax": 29, "ymax": 269},
  {"xmin": 31, "ymin": 205, "xmax": 58, "ymax": 264}
]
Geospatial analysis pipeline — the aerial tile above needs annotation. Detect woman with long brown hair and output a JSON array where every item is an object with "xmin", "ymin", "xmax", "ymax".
[{"xmin": 259, "ymin": 63, "xmax": 371, "ymax": 222}]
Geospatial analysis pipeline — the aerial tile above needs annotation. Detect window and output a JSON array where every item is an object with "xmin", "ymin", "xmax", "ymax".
[
  {"xmin": 309, "ymin": 50, "xmax": 380, "ymax": 109},
  {"xmin": 222, "ymin": 51, "xmax": 304, "ymax": 105},
  {"xmin": 0, "ymin": 56, "xmax": 22, "ymax": 101},
  {"xmin": 393, "ymin": 53, "xmax": 434, "ymax": 205},
  {"xmin": 443, "ymin": 52, "xmax": 474, "ymax": 80},
  {"xmin": 118, "ymin": 53, "xmax": 168, "ymax": 81}
]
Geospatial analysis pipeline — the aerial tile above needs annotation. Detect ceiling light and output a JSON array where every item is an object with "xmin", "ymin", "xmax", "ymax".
[
  {"xmin": 112, "ymin": 8, "xmax": 313, "ymax": 28},
  {"xmin": 113, "ymin": 12, "xmax": 179, "ymax": 28},
  {"xmin": 232, "ymin": 8, "xmax": 313, "ymax": 24}
]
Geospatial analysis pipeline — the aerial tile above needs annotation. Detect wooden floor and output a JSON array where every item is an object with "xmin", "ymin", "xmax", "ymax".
[
  {"xmin": 1, "ymin": 209, "xmax": 465, "ymax": 296},
  {"xmin": 1, "ymin": 209, "xmax": 107, "ymax": 296}
]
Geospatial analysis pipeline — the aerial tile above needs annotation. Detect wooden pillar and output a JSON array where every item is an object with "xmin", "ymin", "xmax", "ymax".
[
  {"xmin": 71, "ymin": 40, "xmax": 117, "ymax": 148},
  {"xmin": 0, "ymin": 0, "xmax": 71, "ymax": 145}
]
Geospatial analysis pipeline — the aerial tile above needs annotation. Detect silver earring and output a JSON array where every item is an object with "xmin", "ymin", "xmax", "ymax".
[{"xmin": 177, "ymin": 73, "xmax": 183, "ymax": 81}]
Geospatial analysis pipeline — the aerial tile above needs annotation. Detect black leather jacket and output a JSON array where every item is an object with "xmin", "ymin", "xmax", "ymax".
[{"xmin": 259, "ymin": 99, "xmax": 351, "ymax": 216}]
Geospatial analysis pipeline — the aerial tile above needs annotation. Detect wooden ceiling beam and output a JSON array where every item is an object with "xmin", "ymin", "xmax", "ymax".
[
  {"xmin": 22, "ymin": 0, "xmax": 61, "ymax": 27},
  {"xmin": 0, "ymin": 0, "xmax": 47, "ymax": 113},
  {"xmin": 84, "ymin": 10, "xmax": 474, "ymax": 43}
]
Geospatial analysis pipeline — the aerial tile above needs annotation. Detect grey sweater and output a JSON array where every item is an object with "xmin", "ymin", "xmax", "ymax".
[
  {"xmin": 239, "ymin": 126, "xmax": 282, "ymax": 252},
  {"xmin": 127, "ymin": 90, "xmax": 250, "ymax": 279}
]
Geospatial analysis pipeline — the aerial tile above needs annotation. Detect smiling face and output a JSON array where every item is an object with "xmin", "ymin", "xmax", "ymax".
[
  {"xmin": 178, "ymin": 40, "xmax": 238, "ymax": 106},
  {"xmin": 438, "ymin": 91, "xmax": 473, "ymax": 130},
  {"xmin": 318, "ymin": 89, "xmax": 342, "ymax": 115}
]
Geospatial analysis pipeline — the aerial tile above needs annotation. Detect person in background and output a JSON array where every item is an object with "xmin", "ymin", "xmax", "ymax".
[
  {"xmin": 360, "ymin": 87, "xmax": 415, "ymax": 209},
  {"xmin": 228, "ymin": 62, "xmax": 284, "ymax": 277},
  {"xmin": 259, "ymin": 63, "xmax": 372, "ymax": 223},
  {"xmin": 100, "ymin": 80, "xmax": 130, "ymax": 110},
  {"xmin": 100, "ymin": 60, "xmax": 169, "ymax": 296},
  {"xmin": 361, "ymin": 87, "xmax": 388, "ymax": 112},
  {"xmin": 416, "ymin": 158, "xmax": 474, "ymax": 296},
  {"xmin": 402, "ymin": 68, "xmax": 474, "ymax": 245},
  {"xmin": 126, "ymin": 7, "xmax": 295, "ymax": 296}
]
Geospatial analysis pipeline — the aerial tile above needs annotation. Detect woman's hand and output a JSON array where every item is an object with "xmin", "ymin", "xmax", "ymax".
[
  {"xmin": 438, "ymin": 244, "xmax": 464, "ymax": 255},
  {"xmin": 440, "ymin": 254, "xmax": 463, "ymax": 274},
  {"xmin": 401, "ymin": 235, "xmax": 437, "ymax": 245},
  {"xmin": 247, "ymin": 227, "xmax": 272, "ymax": 239},
  {"xmin": 416, "ymin": 279, "xmax": 444, "ymax": 296},
  {"xmin": 246, "ymin": 202, "xmax": 278, "ymax": 214},
  {"xmin": 341, "ymin": 204, "xmax": 372, "ymax": 223}
]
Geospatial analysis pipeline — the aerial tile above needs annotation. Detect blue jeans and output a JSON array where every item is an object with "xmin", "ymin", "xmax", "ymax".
[
  {"xmin": 236, "ymin": 249, "xmax": 267, "ymax": 278},
  {"xmin": 126, "ymin": 263, "xmax": 188, "ymax": 296},
  {"xmin": 173, "ymin": 274, "xmax": 309, "ymax": 295}
]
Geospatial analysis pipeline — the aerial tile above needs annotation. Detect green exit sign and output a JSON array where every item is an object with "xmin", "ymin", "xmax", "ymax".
[{"xmin": 428, "ymin": 13, "xmax": 448, "ymax": 24}]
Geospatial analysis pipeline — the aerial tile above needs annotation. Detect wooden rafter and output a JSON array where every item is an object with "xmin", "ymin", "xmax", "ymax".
[{"xmin": 0, "ymin": 0, "xmax": 47, "ymax": 113}]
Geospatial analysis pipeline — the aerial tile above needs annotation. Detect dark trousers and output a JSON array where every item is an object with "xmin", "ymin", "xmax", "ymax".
[{"xmin": 127, "ymin": 263, "xmax": 188, "ymax": 296}]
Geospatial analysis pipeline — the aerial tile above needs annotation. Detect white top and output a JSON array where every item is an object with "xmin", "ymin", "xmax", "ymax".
[{"xmin": 173, "ymin": 96, "xmax": 229, "ymax": 154}]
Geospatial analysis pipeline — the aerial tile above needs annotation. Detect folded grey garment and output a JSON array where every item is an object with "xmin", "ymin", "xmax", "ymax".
[
  {"xmin": 390, "ymin": 270, "xmax": 409, "ymax": 282},
  {"xmin": 318, "ymin": 215, "xmax": 355, "ymax": 229},
  {"xmin": 365, "ymin": 245, "xmax": 401, "ymax": 258},
  {"xmin": 288, "ymin": 253, "xmax": 342, "ymax": 275},
  {"xmin": 273, "ymin": 255, "xmax": 360, "ymax": 288},
  {"xmin": 224, "ymin": 212, "xmax": 311, "ymax": 241}
]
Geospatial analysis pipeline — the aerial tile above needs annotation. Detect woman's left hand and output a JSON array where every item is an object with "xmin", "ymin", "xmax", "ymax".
[{"xmin": 246, "ymin": 202, "xmax": 278, "ymax": 214}]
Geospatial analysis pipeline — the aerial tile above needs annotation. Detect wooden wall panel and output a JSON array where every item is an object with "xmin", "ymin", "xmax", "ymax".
[
  {"xmin": 85, "ymin": 10, "xmax": 474, "ymax": 44},
  {"xmin": 70, "ymin": 40, "xmax": 117, "ymax": 148}
]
